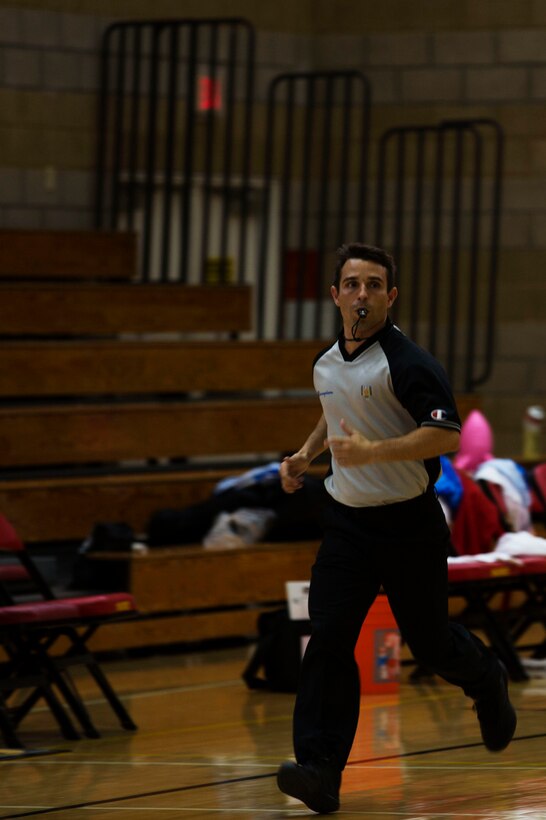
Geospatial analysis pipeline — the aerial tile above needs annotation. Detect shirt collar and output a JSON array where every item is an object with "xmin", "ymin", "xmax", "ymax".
[{"xmin": 337, "ymin": 316, "xmax": 393, "ymax": 362}]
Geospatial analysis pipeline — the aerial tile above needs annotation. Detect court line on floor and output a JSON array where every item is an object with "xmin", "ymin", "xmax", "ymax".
[
  {"xmin": 0, "ymin": 808, "xmax": 534, "ymax": 817},
  {"xmin": 347, "ymin": 730, "xmax": 546, "ymax": 765},
  {"xmin": 0, "ymin": 772, "xmax": 275, "ymax": 818},
  {"xmin": 3, "ymin": 731, "xmax": 546, "ymax": 818}
]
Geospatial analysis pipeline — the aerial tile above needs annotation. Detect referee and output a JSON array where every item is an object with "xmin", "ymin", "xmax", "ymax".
[{"xmin": 276, "ymin": 243, "xmax": 516, "ymax": 814}]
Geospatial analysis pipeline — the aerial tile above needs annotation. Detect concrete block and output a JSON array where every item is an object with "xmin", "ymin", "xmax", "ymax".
[
  {"xmin": 43, "ymin": 208, "xmax": 93, "ymax": 230},
  {"xmin": 0, "ymin": 125, "xmax": 44, "ymax": 165},
  {"xmin": 256, "ymin": 31, "xmax": 311, "ymax": 67},
  {"xmin": 498, "ymin": 249, "xmax": 546, "ymax": 281},
  {"xmin": 0, "ymin": 90, "xmax": 16, "ymax": 125},
  {"xmin": 481, "ymin": 392, "xmax": 540, "ymax": 458},
  {"xmin": 312, "ymin": 33, "xmax": 366, "ymax": 68},
  {"xmin": 495, "ymin": 322, "xmax": 546, "ymax": 357},
  {"xmin": 20, "ymin": 8, "xmax": 60, "ymax": 48},
  {"xmin": 465, "ymin": 67, "xmax": 529, "ymax": 101},
  {"xmin": 1, "ymin": 207, "xmax": 44, "ymax": 229},
  {"xmin": 466, "ymin": 1, "xmax": 534, "ymax": 28},
  {"xmin": 485, "ymin": 360, "xmax": 532, "ymax": 393},
  {"xmin": 496, "ymin": 281, "xmax": 545, "ymax": 321},
  {"xmin": 531, "ymin": 67, "xmax": 546, "ymax": 98},
  {"xmin": 365, "ymin": 69, "xmax": 398, "ymax": 103},
  {"xmin": 498, "ymin": 28, "xmax": 546, "ymax": 63},
  {"xmin": 80, "ymin": 53, "xmax": 100, "ymax": 91},
  {"xmin": 433, "ymin": 31, "xmax": 495, "ymax": 65},
  {"xmin": 530, "ymin": 138, "xmax": 546, "ymax": 172},
  {"xmin": 44, "ymin": 128, "xmax": 94, "ymax": 170},
  {"xmin": 497, "ymin": 212, "xmax": 532, "ymax": 248},
  {"xmin": 0, "ymin": 167, "xmax": 24, "ymax": 204},
  {"xmin": 531, "ymin": 213, "xmax": 546, "ymax": 248},
  {"xmin": 498, "ymin": 103, "xmax": 546, "ymax": 137},
  {"xmin": 504, "ymin": 137, "xmax": 537, "ymax": 175},
  {"xmin": 401, "ymin": 68, "xmax": 462, "ymax": 102},
  {"xmin": 60, "ymin": 170, "xmax": 93, "ymax": 209},
  {"xmin": 60, "ymin": 12, "xmax": 100, "ymax": 51},
  {"xmin": 534, "ymin": 0, "xmax": 546, "ymax": 25},
  {"xmin": 368, "ymin": 32, "xmax": 429, "ymax": 66},
  {"xmin": 0, "ymin": 7, "xmax": 22, "ymax": 45},
  {"xmin": 43, "ymin": 51, "xmax": 84, "ymax": 91},
  {"xmin": 4, "ymin": 48, "xmax": 42, "ymax": 88},
  {"xmin": 23, "ymin": 169, "xmax": 62, "ymax": 206},
  {"xmin": 532, "ymin": 359, "xmax": 546, "ymax": 390},
  {"xmin": 503, "ymin": 177, "xmax": 546, "ymax": 210}
]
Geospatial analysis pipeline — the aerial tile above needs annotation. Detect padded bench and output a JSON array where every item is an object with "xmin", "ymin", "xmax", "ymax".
[
  {"xmin": 447, "ymin": 554, "xmax": 546, "ymax": 680},
  {"xmin": 85, "ymin": 540, "xmax": 546, "ymax": 679}
]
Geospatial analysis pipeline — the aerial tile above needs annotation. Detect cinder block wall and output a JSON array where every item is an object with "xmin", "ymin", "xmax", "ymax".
[{"xmin": 0, "ymin": 0, "xmax": 544, "ymax": 456}]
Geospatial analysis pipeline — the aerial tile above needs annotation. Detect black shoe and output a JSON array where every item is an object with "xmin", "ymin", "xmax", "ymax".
[
  {"xmin": 277, "ymin": 759, "xmax": 341, "ymax": 814},
  {"xmin": 474, "ymin": 661, "xmax": 517, "ymax": 752}
]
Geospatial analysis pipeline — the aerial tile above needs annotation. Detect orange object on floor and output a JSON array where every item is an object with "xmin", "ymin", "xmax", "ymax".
[{"xmin": 355, "ymin": 596, "xmax": 400, "ymax": 694}]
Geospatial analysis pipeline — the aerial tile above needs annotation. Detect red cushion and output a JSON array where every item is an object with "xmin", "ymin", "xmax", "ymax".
[
  {"xmin": 61, "ymin": 593, "xmax": 137, "ymax": 617},
  {"xmin": 515, "ymin": 556, "xmax": 546, "ymax": 575},
  {"xmin": 448, "ymin": 559, "xmax": 520, "ymax": 583},
  {"xmin": 0, "ymin": 565, "xmax": 29, "ymax": 582},
  {"xmin": 0, "ymin": 600, "xmax": 80, "ymax": 625},
  {"xmin": 0, "ymin": 515, "xmax": 24, "ymax": 552}
]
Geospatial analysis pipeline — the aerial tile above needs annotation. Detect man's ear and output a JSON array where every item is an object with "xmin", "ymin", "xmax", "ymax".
[
  {"xmin": 330, "ymin": 284, "xmax": 340, "ymax": 307},
  {"xmin": 387, "ymin": 287, "xmax": 398, "ymax": 308}
]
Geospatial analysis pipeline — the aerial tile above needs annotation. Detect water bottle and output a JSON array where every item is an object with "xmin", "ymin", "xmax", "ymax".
[{"xmin": 522, "ymin": 405, "xmax": 545, "ymax": 460}]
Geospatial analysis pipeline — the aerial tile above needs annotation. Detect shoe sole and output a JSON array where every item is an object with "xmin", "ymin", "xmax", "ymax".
[{"xmin": 277, "ymin": 762, "xmax": 339, "ymax": 814}]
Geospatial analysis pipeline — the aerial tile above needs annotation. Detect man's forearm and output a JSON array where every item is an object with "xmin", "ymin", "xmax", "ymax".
[
  {"xmin": 298, "ymin": 414, "xmax": 328, "ymax": 463},
  {"xmin": 328, "ymin": 421, "xmax": 460, "ymax": 467},
  {"xmin": 369, "ymin": 426, "xmax": 460, "ymax": 463}
]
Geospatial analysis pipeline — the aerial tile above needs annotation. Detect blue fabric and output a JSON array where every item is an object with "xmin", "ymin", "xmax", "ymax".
[
  {"xmin": 214, "ymin": 462, "xmax": 281, "ymax": 495},
  {"xmin": 435, "ymin": 455, "xmax": 463, "ymax": 513}
]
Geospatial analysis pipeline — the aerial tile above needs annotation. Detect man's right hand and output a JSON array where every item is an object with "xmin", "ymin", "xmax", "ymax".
[{"xmin": 279, "ymin": 453, "xmax": 309, "ymax": 493}]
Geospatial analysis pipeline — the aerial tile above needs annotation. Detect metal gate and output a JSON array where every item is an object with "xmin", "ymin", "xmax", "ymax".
[
  {"xmin": 95, "ymin": 18, "xmax": 255, "ymax": 284},
  {"xmin": 375, "ymin": 119, "xmax": 504, "ymax": 391},
  {"xmin": 256, "ymin": 71, "xmax": 372, "ymax": 340}
]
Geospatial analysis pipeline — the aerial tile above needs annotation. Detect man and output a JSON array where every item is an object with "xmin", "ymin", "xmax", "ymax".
[{"xmin": 276, "ymin": 243, "xmax": 516, "ymax": 814}]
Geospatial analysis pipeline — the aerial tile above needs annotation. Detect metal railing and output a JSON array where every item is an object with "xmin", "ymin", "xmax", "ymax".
[
  {"xmin": 375, "ymin": 119, "xmax": 504, "ymax": 392},
  {"xmin": 256, "ymin": 71, "xmax": 372, "ymax": 339},
  {"xmin": 95, "ymin": 18, "xmax": 255, "ymax": 284}
]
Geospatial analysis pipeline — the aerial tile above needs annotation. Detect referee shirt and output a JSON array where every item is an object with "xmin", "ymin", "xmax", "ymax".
[{"xmin": 314, "ymin": 318, "xmax": 461, "ymax": 508}]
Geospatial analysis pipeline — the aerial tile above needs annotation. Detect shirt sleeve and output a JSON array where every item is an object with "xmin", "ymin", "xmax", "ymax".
[{"xmin": 391, "ymin": 348, "xmax": 461, "ymax": 432}]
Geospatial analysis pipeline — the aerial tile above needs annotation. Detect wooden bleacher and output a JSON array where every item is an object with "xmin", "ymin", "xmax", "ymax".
[
  {"xmin": 0, "ymin": 229, "xmax": 483, "ymax": 652},
  {"xmin": 0, "ymin": 229, "xmax": 136, "ymax": 280}
]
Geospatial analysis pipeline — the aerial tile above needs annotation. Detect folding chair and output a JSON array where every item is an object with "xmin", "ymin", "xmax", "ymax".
[
  {"xmin": 505, "ymin": 554, "xmax": 546, "ymax": 660},
  {"xmin": 0, "ymin": 599, "xmax": 84, "ymax": 747},
  {"xmin": 0, "ymin": 513, "xmax": 138, "ymax": 746}
]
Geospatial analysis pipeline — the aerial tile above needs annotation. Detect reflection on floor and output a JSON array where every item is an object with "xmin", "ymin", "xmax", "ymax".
[{"xmin": 1, "ymin": 644, "xmax": 546, "ymax": 819}]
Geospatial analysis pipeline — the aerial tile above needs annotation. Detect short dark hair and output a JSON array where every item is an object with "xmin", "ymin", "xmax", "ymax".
[{"xmin": 333, "ymin": 243, "xmax": 396, "ymax": 291}]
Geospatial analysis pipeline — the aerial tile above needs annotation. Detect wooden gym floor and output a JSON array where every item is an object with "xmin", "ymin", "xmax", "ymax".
[{"xmin": 1, "ymin": 644, "xmax": 546, "ymax": 819}]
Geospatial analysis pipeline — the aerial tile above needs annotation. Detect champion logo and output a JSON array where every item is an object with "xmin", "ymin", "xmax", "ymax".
[{"xmin": 431, "ymin": 408, "xmax": 448, "ymax": 421}]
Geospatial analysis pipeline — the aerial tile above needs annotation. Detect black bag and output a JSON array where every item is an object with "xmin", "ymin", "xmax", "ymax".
[
  {"xmin": 242, "ymin": 608, "xmax": 311, "ymax": 693},
  {"xmin": 69, "ymin": 522, "xmax": 134, "ymax": 591}
]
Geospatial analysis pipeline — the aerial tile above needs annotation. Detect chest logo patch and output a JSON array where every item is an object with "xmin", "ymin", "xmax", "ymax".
[
  {"xmin": 361, "ymin": 385, "xmax": 373, "ymax": 399},
  {"xmin": 431, "ymin": 408, "xmax": 448, "ymax": 421}
]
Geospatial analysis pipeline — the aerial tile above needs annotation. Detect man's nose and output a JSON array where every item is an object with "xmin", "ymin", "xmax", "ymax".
[{"xmin": 358, "ymin": 284, "xmax": 368, "ymax": 299}]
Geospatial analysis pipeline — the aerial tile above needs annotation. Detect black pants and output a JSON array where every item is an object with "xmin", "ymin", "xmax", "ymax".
[{"xmin": 293, "ymin": 489, "xmax": 500, "ymax": 771}]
